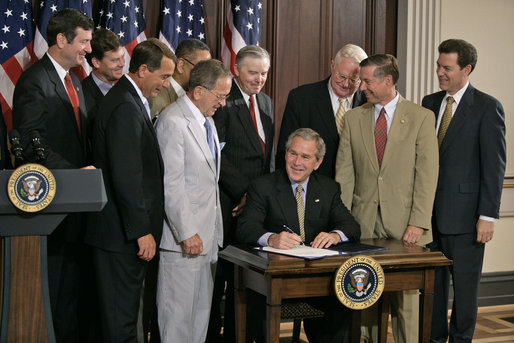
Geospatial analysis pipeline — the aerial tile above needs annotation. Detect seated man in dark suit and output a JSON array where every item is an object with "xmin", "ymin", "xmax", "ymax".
[{"xmin": 237, "ymin": 128, "xmax": 360, "ymax": 343}]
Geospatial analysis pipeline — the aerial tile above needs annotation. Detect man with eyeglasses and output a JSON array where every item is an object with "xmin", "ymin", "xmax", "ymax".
[
  {"xmin": 277, "ymin": 44, "xmax": 367, "ymax": 178},
  {"xmin": 208, "ymin": 45, "xmax": 274, "ymax": 342},
  {"xmin": 335, "ymin": 54, "xmax": 438, "ymax": 343},
  {"xmin": 149, "ymin": 39, "xmax": 211, "ymax": 119},
  {"xmin": 154, "ymin": 59, "xmax": 232, "ymax": 343}
]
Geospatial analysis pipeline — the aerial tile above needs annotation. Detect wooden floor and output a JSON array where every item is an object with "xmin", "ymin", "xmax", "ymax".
[{"xmin": 278, "ymin": 304, "xmax": 514, "ymax": 342}]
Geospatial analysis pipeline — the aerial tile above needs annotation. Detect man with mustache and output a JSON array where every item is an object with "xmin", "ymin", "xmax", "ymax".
[
  {"xmin": 149, "ymin": 39, "xmax": 211, "ymax": 119},
  {"xmin": 335, "ymin": 54, "xmax": 439, "ymax": 343},
  {"xmin": 154, "ymin": 59, "xmax": 232, "ymax": 343}
]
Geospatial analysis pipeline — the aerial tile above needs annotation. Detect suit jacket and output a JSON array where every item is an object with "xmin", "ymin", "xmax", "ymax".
[
  {"xmin": 213, "ymin": 83, "xmax": 274, "ymax": 242},
  {"xmin": 335, "ymin": 96, "xmax": 439, "ymax": 241},
  {"xmin": 13, "ymin": 54, "xmax": 89, "ymax": 243},
  {"xmin": 422, "ymin": 84, "xmax": 506, "ymax": 235},
  {"xmin": 13, "ymin": 54, "xmax": 89, "ymax": 168},
  {"xmin": 149, "ymin": 84, "xmax": 179, "ymax": 119},
  {"xmin": 236, "ymin": 169, "xmax": 360, "ymax": 245},
  {"xmin": 81, "ymin": 73, "xmax": 104, "ymax": 128},
  {"xmin": 277, "ymin": 78, "xmax": 366, "ymax": 178},
  {"xmin": 85, "ymin": 75, "xmax": 165, "ymax": 253},
  {"xmin": 154, "ymin": 95, "xmax": 223, "ymax": 256}
]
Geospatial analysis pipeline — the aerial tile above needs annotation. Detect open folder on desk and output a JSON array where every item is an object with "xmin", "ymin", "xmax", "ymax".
[{"xmin": 255, "ymin": 241, "xmax": 387, "ymax": 260}]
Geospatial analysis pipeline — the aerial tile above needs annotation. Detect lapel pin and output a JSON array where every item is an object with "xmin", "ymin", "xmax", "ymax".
[
  {"xmin": 401, "ymin": 119, "xmax": 405, "ymax": 124},
  {"xmin": 314, "ymin": 199, "xmax": 320, "ymax": 203}
]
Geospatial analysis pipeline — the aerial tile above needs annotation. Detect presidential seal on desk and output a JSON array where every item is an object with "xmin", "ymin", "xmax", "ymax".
[
  {"xmin": 7, "ymin": 163, "xmax": 56, "ymax": 213},
  {"xmin": 334, "ymin": 255, "xmax": 384, "ymax": 309}
]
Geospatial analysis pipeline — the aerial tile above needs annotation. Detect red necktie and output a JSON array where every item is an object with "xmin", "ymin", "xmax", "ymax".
[
  {"xmin": 64, "ymin": 73, "xmax": 81, "ymax": 135},
  {"xmin": 249, "ymin": 95, "xmax": 265, "ymax": 153},
  {"xmin": 375, "ymin": 107, "xmax": 387, "ymax": 167}
]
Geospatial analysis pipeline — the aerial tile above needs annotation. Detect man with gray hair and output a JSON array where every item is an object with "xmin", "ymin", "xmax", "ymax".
[
  {"xmin": 155, "ymin": 59, "xmax": 232, "ymax": 343},
  {"xmin": 277, "ymin": 44, "xmax": 368, "ymax": 178},
  {"xmin": 237, "ymin": 128, "xmax": 360, "ymax": 342},
  {"xmin": 209, "ymin": 45, "xmax": 274, "ymax": 342},
  {"xmin": 149, "ymin": 38, "xmax": 211, "ymax": 119}
]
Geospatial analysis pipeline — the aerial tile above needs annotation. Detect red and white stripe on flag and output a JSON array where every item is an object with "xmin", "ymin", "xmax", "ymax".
[
  {"xmin": 0, "ymin": 42, "xmax": 36, "ymax": 131},
  {"xmin": 220, "ymin": 0, "xmax": 263, "ymax": 75}
]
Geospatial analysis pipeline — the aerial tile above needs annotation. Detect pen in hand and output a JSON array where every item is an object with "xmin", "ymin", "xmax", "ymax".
[{"xmin": 282, "ymin": 225, "xmax": 305, "ymax": 246}]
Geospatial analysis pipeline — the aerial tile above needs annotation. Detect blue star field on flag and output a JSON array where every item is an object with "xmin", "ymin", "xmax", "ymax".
[
  {"xmin": 95, "ymin": 0, "xmax": 146, "ymax": 47},
  {"xmin": 160, "ymin": 0, "xmax": 206, "ymax": 51},
  {"xmin": 37, "ymin": 0, "xmax": 92, "ymax": 42}
]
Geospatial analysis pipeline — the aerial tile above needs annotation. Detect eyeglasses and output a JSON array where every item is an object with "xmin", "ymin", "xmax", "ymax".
[
  {"xmin": 182, "ymin": 57, "xmax": 195, "ymax": 66},
  {"xmin": 333, "ymin": 71, "xmax": 360, "ymax": 85},
  {"xmin": 201, "ymin": 85, "xmax": 230, "ymax": 101}
]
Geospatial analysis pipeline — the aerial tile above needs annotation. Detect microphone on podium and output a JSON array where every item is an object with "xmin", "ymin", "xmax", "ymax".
[
  {"xmin": 29, "ymin": 130, "xmax": 46, "ymax": 164},
  {"xmin": 8, "ymin": 129, "xmax": 24, "ymax": 167}
]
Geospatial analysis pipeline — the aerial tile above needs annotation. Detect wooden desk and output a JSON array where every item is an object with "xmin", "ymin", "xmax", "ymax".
[{"xmin": 219, "ymin": 239, "xmax": 451, "ymax": 343}]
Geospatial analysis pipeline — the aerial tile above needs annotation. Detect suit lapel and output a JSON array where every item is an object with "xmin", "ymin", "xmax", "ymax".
[
  {"xmin": 305, "ymin": 174, "xmax": 322, "ymax": 222},
  {"xmin": 123, "ymin": 76, "xmax": 164, "ymax": 172},
  {"xmin": 359, "ymin": 103, "xmax": 379, "ymax": 173},
  {"xmin": 256, "ymin": 92, "xmax": 273, "ymax": 159},
  {"xmin": 439, "ymin": 85, "xmax": 474, "ymax": 156},
  {"xmin": 231, "ymin": 86, "xmax": 264, "ymax": 157},
  {"xmin": 381, "ymin": 96, "xmax": 407, "ymax": 169},
  {"xmin": 178, "ymin": 98, "xmax": 217, "ymax": 175},
  {"xmin": 43, "ymin": 55, "xmax": 83, "ymax": 142},
  {"xmin": 275, "ymin": 170, "xmax": 301, "ymax": 234},
  {"xmin": 316, "ymin": 78, "xmax": 339, "ymax": 138}
]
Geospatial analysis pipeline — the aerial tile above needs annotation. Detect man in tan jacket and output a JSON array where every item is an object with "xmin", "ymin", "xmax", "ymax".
[{"xmin": 335, "ymin": 54, "xmax": 438, "ymax": 342}]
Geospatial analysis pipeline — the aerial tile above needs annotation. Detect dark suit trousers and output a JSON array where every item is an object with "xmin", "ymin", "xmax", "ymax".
[
  {"xmin": 430, "ymin": 232, "xmax": 484, "ymax": 343},
  {"xmin": 92, "ymin": 247, "xmax": 148, "ymax": 343},
  {"xmin": 47, "ymin": 237, "xmax": 81, "ymax": 343}
]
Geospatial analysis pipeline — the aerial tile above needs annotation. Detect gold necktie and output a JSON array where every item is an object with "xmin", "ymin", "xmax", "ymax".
[
  {"xmin": 335, "ymin": 97, "xmax": 347, "ymax": 135},
  {"xmin": 437, "ymin": 96, "xmax": 454, "ymax": 147},
  {"xmin": 295, "ymin": 185, "xmax": 305, "ymax": 241}
]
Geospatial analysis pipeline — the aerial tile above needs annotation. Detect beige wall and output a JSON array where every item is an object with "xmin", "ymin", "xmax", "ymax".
[{"xmin": 440, "ymin": 0, "xmax": 514, "ymax": 273}]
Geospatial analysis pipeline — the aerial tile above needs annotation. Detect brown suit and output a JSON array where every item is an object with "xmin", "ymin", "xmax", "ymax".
[
  {"xmin": 335, "ymin": 95, "xmax": 439, "ymax": 342},
  {"xmin": 148, "ymin": 84, "xmax": 179, "ymax": 119}
]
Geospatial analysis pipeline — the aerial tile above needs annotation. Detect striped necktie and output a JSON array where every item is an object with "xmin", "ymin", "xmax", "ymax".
[
  {"xmin": 335, "ymin": 97, "xmax": 347, "ymax": 135},
  {"xmin": 437, "ymin": 96, "xmax": 454, "ymax": 148}
]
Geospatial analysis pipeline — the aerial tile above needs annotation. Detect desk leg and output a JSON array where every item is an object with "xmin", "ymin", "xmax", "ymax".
[
  {"xmin": 377, "ymin": 292, "xmax": 390, "ymax": 343},
  {"xmin": 419, "ymin": 269, "xmax": 435, "ymax": 343},
  {"xmin": 266, "ymin": 278, "xmax": 282, "ymax": 343},
  {"xmin": 234, "ymin": 266, "xmax": 247, "ymax": 343}
]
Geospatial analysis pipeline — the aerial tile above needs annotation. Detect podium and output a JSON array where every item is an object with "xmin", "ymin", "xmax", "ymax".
[{"xmin": 0, "ymin": 169, "xmax": 107, "ymax": 343}]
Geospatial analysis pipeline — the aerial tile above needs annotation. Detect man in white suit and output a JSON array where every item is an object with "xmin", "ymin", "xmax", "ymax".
[{"xmin": 154, "ymin": 59, "xmax": 232, "ymax": 343}]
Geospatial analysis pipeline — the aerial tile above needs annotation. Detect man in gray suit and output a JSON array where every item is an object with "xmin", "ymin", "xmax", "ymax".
[
  {"xmin": 154, "ymin": 59, "xmax": 232, "ymax": 343},
  {"xmin": 209, "ymin": 45, "xmax": 273, "ymax": 342}
]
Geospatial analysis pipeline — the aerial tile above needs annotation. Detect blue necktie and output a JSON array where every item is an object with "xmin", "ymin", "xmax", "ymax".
[{"xmin": 204, "ymin": 118, "xmax": 217, "ymax": 166}]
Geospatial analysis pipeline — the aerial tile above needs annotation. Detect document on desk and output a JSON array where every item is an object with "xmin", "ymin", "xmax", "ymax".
[{"xmin": 256, "ymin": 245, "xmax": 346, "ymax": 260}]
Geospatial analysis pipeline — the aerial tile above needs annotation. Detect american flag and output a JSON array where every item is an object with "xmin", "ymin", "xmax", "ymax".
[
  {"xmin": 220, "ymin": 0, "xmax": 262, "ymax": 74},
  {"xmin": 0, "ymin": 0, "xmax": 37, "ymax": 132},
  {"xmin": 95, "ymin": 0, "xmax": 147, "ymax": 74},
  {"xmin": 159, "ymin": 0, "xmax": 206, "ymax": 51},
  {"xmin": 34, "ymin": 0, "xmax": 93, "ymax": 81}
]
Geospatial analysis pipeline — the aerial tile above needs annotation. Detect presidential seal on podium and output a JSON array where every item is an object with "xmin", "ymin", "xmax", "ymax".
[
  {"xmin": 334, "ymin": 255, "xmax": 385, "ymax": 309},
  {"xmin": 7, "ymin": 163, "xmax": 56, "ymax": 213}
]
